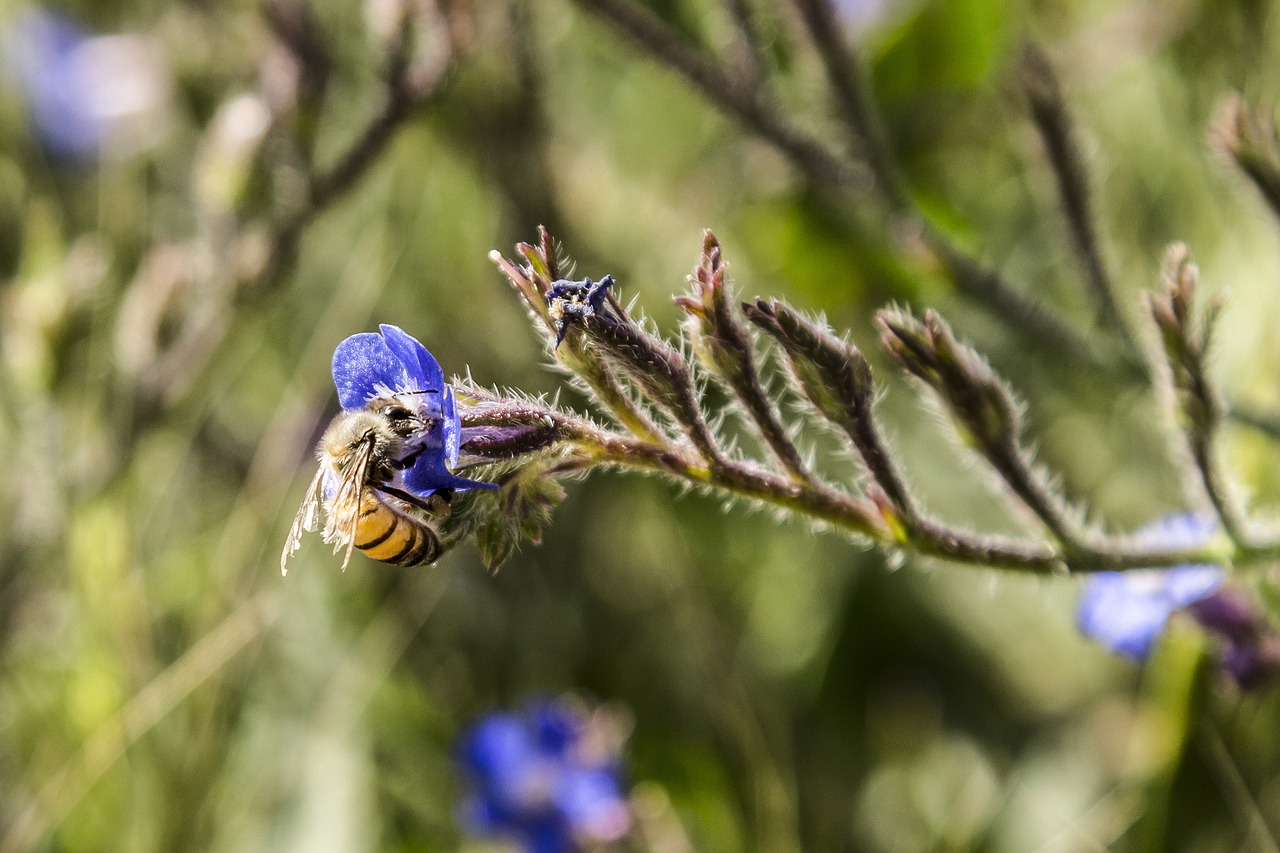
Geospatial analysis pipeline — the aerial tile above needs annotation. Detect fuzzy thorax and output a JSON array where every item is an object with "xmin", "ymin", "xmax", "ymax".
[{"xmin": 318, "ymin": 408, "xmax": 404, "ymax": 482}]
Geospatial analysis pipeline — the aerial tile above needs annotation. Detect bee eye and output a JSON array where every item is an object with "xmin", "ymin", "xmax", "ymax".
[{"xmin": 381, "ymin": 405, "xmax": 413, "ymax": 421}]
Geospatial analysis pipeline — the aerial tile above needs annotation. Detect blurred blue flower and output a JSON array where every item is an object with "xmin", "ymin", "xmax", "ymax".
[
  {"xmin": 458, "ymin": 699, "xmax": 631, "ymax": 853},
  {"xmin": 832, "ymin": 0, "xmax": 907, "ymax": 33},
  {"xmin": 331, "ymin": 324, "xmax": 494, "ymax": 495},
  {"xmin": 4, "ymin": 9, "xmax": 169, "ymax": 162},
  {"xmin": 1077, "ymin": 515, "xmax": 1223, "ymax": 659}
]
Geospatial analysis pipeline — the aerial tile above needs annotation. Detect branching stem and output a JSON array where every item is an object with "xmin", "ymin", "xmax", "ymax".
[
  {"xmin": 463, "ymin": 403, "xmax": 1272, "ymax": 575},
  {"xmin": 569, "ymin": 0, "xmax": 1099, "ymax": 364},
  {"xmin": 1019, "ymin": 44, "xmax": 1138, "ymax": 354}
]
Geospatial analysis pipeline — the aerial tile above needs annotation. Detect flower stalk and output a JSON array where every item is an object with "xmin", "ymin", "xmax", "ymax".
[
  {"xmin": 490, "ymin": 235, "xmax": 665, "ymax": 445},
  {"xmin": 458, "ymin": 230, "xmax": 1280, "ymax": 578},
  {"xmin": 877, "ymin": 307, "xmax": 1089, "ymax": 553},
  {"xmin": 677, "ymin": 232, "xmax": 813, "ymax": 483},
  {"xmin": 1147, "ymin": 245, "xmax": 1251, "ymax": 551}
]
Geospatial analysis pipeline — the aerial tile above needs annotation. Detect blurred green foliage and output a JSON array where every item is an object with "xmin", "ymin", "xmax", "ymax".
[{"xmin": 5, "ymin": 1, "xmax": 1280, "ymax": 851}]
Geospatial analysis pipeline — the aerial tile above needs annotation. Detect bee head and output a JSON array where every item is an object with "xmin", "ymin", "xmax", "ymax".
[
  {"xmin": 371, "ymin": 397, "xmax": 426, "ymax": 439},
  {"xmin": 320, "ymin": 409, "xmax": 403, "ymax": 477}
]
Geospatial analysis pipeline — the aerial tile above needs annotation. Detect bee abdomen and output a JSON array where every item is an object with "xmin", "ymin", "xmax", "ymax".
[{"xmin": 354, "ymin": 496, "xmax": 440, "ymax": 567}]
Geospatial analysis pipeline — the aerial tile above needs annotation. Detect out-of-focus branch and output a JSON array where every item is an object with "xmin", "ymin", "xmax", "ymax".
[
  {"xmin": 723, "ymin": 0, "xmax": 769, "ymax": 87},
  {"xmin": 262, "ymin": 1, "xmax": 455, "ymax": 285},
  {"xmin": 569, "ymin": 0, "xmax": 853, "ymax": 187},
  {"xmin": 1228, "ymin": 404, "xmax": 1280, "ymax": 440},
  {"xmin": 1147, "ymin": 244, "xmax": 1251, "ymax": 550},
  {"xmin": 1213, "ymin": 94, "xmax": 1280, "ymax": 223},
  {"xmin": 789, "ymin": 0, "xmax": 907, "ymax": 211},
  {"xmin": 132, "ymin": 2, "xmax": 457, "ymax": 418},
  {"xmin": 1018, "ymin": 43, "xmax": 1138, "ymax": 354},
  {"xmin": 570, "ymin": 0, "xmax": 1101, "ymax": 366},
  {"xmin": 261, "ymin": 0, "xmax": 331, "ymax": 170},
  {"xmin": 1206, "ymin": 95, "xmax": 1280, "ymax": 443}
]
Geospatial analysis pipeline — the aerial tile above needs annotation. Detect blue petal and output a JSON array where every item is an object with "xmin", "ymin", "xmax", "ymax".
[
  {"xmin": 1078, "ymin": 566, "xmax": 1224, "ymax": 659},
  {"xmin": 379, "ymin": 324, "xmax": 444, "ymax": 393},
  {"xmin": 331, "ymin": 332, "xmax": 406, "ymax": 410},
  {"xmin": 461, "ymin": 715, "xmax": 540, "ymax": 805},
  {"xmin": 401, "ymin": 446, "xmax": 497, "ymax": 496},
  {"xmin": 442, "ymin": 385, "xmax": 460, "ymax": 467},
  {"xmin": 554, "ymin": 767, "xmax": 626, "ymax": 827},
  {"xmin": 458, "ymin": 793, "xmax": 505, "ymax": 833},
  {"xmin": 527, "ymin": 822, "xmax": 575, "ymax": 853},
  {"xmin": 530, "ymin": 701, "xmax": 578, "ymax": 757},
  {"xmin": 1136, "ymin": 514, "xmax": 1218, "ymax": 551},
  {"xmin": 397, "ymin": 408, "xmax": 493, "ymax": 496},
  {"xmin": 1160, "ymin": 565, "xmax": 1225, "ymax": 609},
  {"xmin": 1078, "ymin": 573, "xmax": 1177, "ymax": 658},
  {"xmin": 6, "ymin": 11, "xmax": 104, "ymax": 160}
]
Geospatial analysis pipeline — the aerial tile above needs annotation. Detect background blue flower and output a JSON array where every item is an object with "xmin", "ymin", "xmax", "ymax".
[
  {"xmin": 1078, "ymin": 566, "xmax": 1224, "ymax": 658},
  {"xmin": 4, "ymin": 9, "xmax": 168, "ymax": 162},
  {"xmin": 5, "ymin": 10, "xmax": 99, "ymax": 159},
  {"xmin": 457, "ymin": 700, "xmax": 631, "ymax": 853},
  {"xmin": 1077, "ymin": 515, "xmax": 1223, "ymax": 658}
]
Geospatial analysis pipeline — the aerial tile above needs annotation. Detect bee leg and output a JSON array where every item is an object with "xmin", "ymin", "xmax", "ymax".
[
  {"xmin": 426, "ymin": 489, "xmax": 453, "ymax": 518},
  {"xmin": 375, "ymin": 484, "xmax": 452, "ymax": 518}
]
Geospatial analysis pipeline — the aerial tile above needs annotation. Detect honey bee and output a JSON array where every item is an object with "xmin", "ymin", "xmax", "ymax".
[{"xmin": 280, "ymin": 395, "xmax": 453, "ymax": 575}]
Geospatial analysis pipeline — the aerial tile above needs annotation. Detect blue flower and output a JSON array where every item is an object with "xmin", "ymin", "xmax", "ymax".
[
  {"xmin": 5, "ymin": 10, "xmax": 94, "ymax": 158},
  {"xmin": 457, "ymin": 699, "xmax": 631, "ymax": 853},
  {"xmin": 331, "ymin": 324, "xmax": 493, "ymax": 495},
  {"xmin": 4, "ymin": 10, "xmax": 169, "ymax": 162},
  {"xmin": 1077, "ymin": 515, "xmax": 1224, "ymax": 659}
]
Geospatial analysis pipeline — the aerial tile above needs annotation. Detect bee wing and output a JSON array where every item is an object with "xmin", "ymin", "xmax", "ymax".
[
  {"xmin": 280, "ymin": 465, "xmax": 325, "ymax": 576},
  {"xmin": 322, "ymin": 440, "xmax": 374, "ymax": 571}
]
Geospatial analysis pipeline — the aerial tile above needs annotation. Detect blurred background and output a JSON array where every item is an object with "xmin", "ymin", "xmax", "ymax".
[{"xmin": 4, "ymin": 0, "xmax": 1280, "ymax": 850}]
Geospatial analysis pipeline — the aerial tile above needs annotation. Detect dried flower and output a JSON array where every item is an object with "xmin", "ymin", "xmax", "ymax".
[{"xmin": 547, "ymin": 275, "xmax": 614, "ymax": 347}]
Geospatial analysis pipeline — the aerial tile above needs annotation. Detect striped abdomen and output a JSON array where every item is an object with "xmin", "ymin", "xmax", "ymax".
[{"xmin": 354, "ymin": 489, "xmax": 440, "ymax": 566}]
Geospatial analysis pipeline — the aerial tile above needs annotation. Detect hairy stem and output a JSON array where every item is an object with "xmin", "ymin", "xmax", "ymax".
[
  {"xmin": 1019, "ymin": 44, "xmax": 1138, "ymax": 354},
  {"xmin": 511, "ymin": 409, "xmax": 1259, "ymax": 574}
]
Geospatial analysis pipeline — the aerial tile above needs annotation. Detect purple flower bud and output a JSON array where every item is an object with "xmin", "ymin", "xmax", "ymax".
[
  {"xmin": 1221, "ymin": 636, "xmax": 1280, "ymax": 689},
  {"xmin": 1186, "ymin": 587, "xmax": 1258, "ymax": 641},
  {"xmin": 1189, "ymin": 589, "xmax": 1280, "ymax": 690}
]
